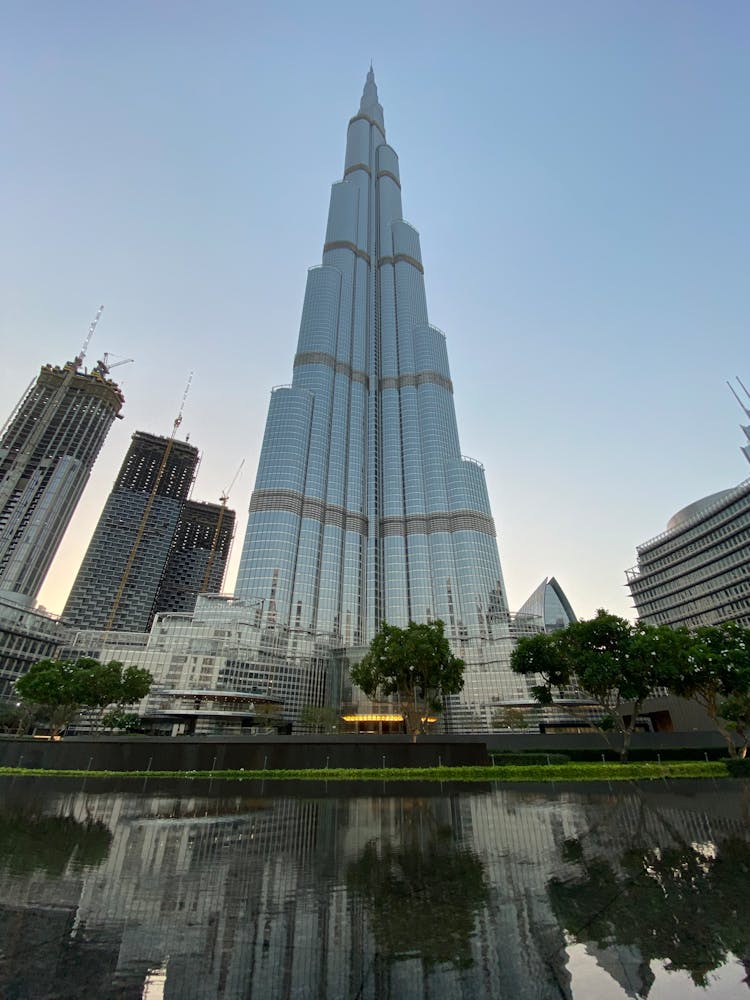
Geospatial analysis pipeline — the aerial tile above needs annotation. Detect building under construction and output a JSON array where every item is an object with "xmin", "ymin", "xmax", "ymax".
[
  {"xmin": 155, "ymin": 499, "xmax": 236, "ymax": 616},
  {"xmin": 63, "ymin": 430, "xmax": 234, "ymax": 633},
  {"xmin": 0, "ymin": 345, "xmax": 125, "ymax": 605}
]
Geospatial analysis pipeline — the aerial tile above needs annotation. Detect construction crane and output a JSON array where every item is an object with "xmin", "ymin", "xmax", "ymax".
[
  {"xmin": 72, "ymin": 305, "xmax": 104, "ymax": 370},
  {"xmin": 199, "ymin": 459, "xmax": 244, "ymax": 593},
  {"xmin": 104, "ymin": 373, "xmax": 194, "ymax": 631},
  {"xmin": 93, "ymin": 353, "xmax": 134, "ymax": 378},
  {"xmin": 0, "ymin": 307, "xmax": 107, "ymax": 512}
]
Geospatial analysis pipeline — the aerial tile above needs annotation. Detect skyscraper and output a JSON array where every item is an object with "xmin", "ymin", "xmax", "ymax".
[
  {"xmin": 236, "ymin": 70, "xmax": 514, "ymax": 726},
  {"xmin": 64, "ymin": 430, "xmax": 200, "ymax": 632},
  {"xmin": 0, "ymin": 358, "xmax": 124, "ymax": 604},
  {"xmin": 154, "ymin": 499, "xmax": 236, "ymax": 616}
]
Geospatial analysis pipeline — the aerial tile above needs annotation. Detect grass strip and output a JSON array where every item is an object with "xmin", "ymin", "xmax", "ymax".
[{"xmin": 0, "ymin": 761, "xmax": 730, "ymax": 782}]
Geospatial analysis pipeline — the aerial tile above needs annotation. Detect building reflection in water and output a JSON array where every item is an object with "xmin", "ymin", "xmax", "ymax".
[{"xmin": 0, "ymin": 778, "xmax": 748, "ymax": 998}]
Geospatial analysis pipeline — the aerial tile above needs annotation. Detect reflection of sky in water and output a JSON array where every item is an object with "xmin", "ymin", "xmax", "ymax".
[{"xmin": 0, "ymin": 778, "xmax": 747, "ymax": 998}]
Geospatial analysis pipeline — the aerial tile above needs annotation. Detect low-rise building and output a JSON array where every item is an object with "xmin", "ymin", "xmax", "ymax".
[{"xmin": 0, "ymin": 595, "xmax": 69, "ymax": 702}]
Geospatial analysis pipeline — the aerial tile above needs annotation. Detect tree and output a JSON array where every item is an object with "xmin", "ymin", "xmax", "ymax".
[
  {"xmin": 717, "ymin": 691, "xmax": 750, "ymax": 758},
  {"xmin": 511, "ymin": 612, "xmax": 686, "ymax": 761},
  {"xmin": 669, "ymin": 622, "xmax": 750, "ymax": 757},
  {"xmin": 14, "ymin": 659, "xmax": 84, "ymax": 737},
  {"xmin": 491, "ymin": 706, "xmax": 528, "ymax": 730},
  {"xmin": 350, "ymin": 620, "xmax": 465, "ymax": 737},
  {"xmin": 14, "ymin": 658, "xmax": 152, "ymax": 737},
  {"xmin": 299, "ymin": 705, "xmax": 339, "ymax": 733},
  {"xmin": 101, "ymin": 709, "xmax": 141, "ymax": 733}
]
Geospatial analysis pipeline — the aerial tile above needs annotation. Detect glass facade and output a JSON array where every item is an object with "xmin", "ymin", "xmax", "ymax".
[
  {"xmin": 63, "ymin": 432, "xmax": 233, "ymax": 633},
  {"xmin": 236, "ymin": 70, "xmax": 510, "ymax": 658}
]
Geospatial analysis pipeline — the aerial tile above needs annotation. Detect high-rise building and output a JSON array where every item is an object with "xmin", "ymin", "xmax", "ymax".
[
  {"xmin": 236, "ymin": 69, "xmax": 509, "ymax": 649},
  {"xmin": 0, "ymin": 359, "xmax": 124, "ymax": 604},
  {"xmin": 63, "ymin": 430, "xmax": 200, "ymax": 632},
  {"xmin": 627, "ymin": 380, "xmax": 750, "ymax": 630},
  {"xmin": 154, "ymin": 499, "xmax": 236, "ymax": 616}
]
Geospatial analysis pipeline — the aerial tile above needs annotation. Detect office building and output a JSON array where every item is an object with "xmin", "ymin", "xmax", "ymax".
[
  {"xmin": 63, "ymin": 431, "xmax": 200, "ymax": 632},
  {"xmin": 0, "ymin": 594, "xmax": 69, "ymax": 701},
  {"xmin": 627, "ymin": 382, "xmax": 750, "ymax": 629},
  {"xmin": 66, "ymin": 594, "xmax": 336, "ymax": 735},
  {"xmin": 0, "ymin": 357, "xmax": 124, "ymax": 603},
  {"xmin": 627, "ymin": 480, "xmax": 750, "ymax": 629}
]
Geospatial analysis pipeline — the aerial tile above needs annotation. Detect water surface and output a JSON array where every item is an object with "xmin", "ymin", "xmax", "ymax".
[{"xmin": 0, "ymin": 776, "xmax": 748, "ymax": 998}]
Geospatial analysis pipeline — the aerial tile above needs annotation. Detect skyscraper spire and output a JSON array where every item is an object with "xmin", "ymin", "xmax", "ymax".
[
  {"xmin": 237, "ymin": 71, "xmax": 509, "ymax": 648},
  {"xmin": 358, "ymin": 65, "xmax": 384, "ymax": 131}
]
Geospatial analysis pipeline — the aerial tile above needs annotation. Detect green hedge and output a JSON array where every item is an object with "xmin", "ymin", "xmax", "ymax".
[
  {"xmin": 723, "ymin": 757, "xmax": 750, "ymax": 777},
  {"xmin": 0, "ymin": 760, "xmax": 731, "ymax": 782}
]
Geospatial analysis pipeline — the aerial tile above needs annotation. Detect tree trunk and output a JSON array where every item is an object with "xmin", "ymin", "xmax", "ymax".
[
  {"xmin": 708, "ymin": 706, "xmax": 737, "ymax": 757},
  {"xmin": 619, "ymin": 701, "xmax": 642, "ymax": 763}
]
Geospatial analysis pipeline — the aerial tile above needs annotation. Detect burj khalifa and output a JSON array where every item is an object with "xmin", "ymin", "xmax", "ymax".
[{"xmin": 236, "ymin": 70, "xmax": 513, "ymax": 712}]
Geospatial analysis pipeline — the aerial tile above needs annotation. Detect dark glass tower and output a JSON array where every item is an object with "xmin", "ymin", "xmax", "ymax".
[
  {"xmin": 154, "ymin": 499, "xmax": 236, "ymax": 616},
  {"xmin": 0, "ymin": 361, "xmax": 124, "ymax": 603},
  {"xmin": 63, "ymin": 431, "xmax": 200, "ymax": 632},
  {"xmin": 236, "ymin": 70, "xmax": 510, "ymax": 664}
]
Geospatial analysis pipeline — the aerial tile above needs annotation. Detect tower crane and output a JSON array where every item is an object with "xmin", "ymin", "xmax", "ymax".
[
  {"xmin": 104, "ymin": 372, "xmax": 194, "ymax": 631},
  {"xmin": 0, "ymin": 306, "xmax": 107, "ymax": 512},
  {"xmin": 72, "ymin": 305, "xmax": 104, "ymax": 370},
  {"xmin": 199, "ymin": 459, "xmax": 244, "ymax": 594},
  {"xmin": 93, "ymin": 353, "xmax": 134, "ymax": 378}
]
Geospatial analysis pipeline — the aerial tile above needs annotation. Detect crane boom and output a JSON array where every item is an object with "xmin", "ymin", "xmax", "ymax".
[
  {"xmin": 199, "ymin": 459, "xmax": 244, "ymax": 593},
  {"xmin": 73, "ymin": 305, "xmax": 104, "ymax": 370}
]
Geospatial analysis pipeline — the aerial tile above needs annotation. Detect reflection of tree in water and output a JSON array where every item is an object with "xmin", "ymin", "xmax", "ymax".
[
  {"xmin": 347, "ymin": 804, "xmax": 488, "ymax": 970},
  {"xmin": 549, "ymin": 833, "xmax": 750, "ymax": 991},
  {"xmin": 0, "ymin": 813, "xmax": 111, "ymax": 875}
]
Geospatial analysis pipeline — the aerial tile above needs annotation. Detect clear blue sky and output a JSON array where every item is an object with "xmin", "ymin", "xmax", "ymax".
[{"xmin": 2, "ymin": 1, "xmax": 748, "ymax": 621}]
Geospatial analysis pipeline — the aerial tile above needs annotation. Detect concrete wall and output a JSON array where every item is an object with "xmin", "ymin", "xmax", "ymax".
[
  {"xmin": 0, "ymin": 728, "xmax": 736, "ymax": 771},
  {"xmin": 0, "ymin": 735, "xmax": 491, "ymax": 771}
]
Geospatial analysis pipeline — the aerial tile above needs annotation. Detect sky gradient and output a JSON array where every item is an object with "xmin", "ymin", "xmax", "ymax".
[{"xmin": 2, "ymin": 1, "xmax": 748, "ymax": 623}]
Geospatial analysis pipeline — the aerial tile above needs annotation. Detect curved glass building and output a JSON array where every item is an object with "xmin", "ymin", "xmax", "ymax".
[{"xmin": 236, "ymin": 69, "xmax": 510, "ymax": 658}]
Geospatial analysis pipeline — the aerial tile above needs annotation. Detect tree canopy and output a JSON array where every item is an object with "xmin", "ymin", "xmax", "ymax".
[
  {"xmin": 669, "ymin": 621, "xmax": 750, "ymax": 756},
  {"xmin": 350, "ymin": 620, "xmax": 465, "ymax": 736},
  {"xmin": 511, "ymin": 613, "xmax": 750, "ymax": 759},
  {"xmin": 14, "ymin": 658, "xmax": 152, "ymax": 737}
]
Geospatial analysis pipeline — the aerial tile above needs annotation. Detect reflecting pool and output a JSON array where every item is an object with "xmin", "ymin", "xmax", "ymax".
[{"xmin": 0, "ymin": 776, "xmax": 748, "ymax": 998}]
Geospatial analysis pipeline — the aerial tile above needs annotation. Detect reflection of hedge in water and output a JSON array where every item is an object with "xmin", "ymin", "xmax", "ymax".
[
  {"xmin": 0, "ymin": 814, "xmax": 112, "ymax": 875},
  {"xmin": 549, "ymin": 836, "xmax": 750, "ymax": 988},
  {"xmin": 347, "ymin": 827, "xmax": 488, "ymax": 969}
]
